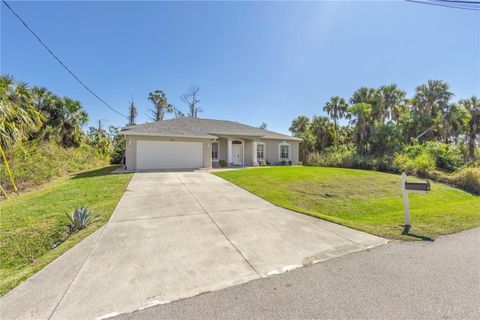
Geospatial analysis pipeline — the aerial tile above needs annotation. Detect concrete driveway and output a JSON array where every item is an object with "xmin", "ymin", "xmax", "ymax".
[{"xmin": 1, "ymin": 171, "xmax": 386, "ymax": 320}]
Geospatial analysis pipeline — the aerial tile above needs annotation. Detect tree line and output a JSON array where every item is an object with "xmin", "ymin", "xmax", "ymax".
[{"xmin": 290, "ymin": 80, "xmax": 479, "ymax": 162}]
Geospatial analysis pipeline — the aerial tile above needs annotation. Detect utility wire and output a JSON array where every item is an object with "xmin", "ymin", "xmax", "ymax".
[
  {"xmin": 1, "ymin": 0, "xmax": 129, "ymax": 119},
  {"xmin": 406, "ymin": 0, "xmax": 480, "ymax": 11}
]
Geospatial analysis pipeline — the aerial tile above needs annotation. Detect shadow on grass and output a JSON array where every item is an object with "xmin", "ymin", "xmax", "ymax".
[
  {"xmin": 402, "ymin": 225, "xmax": 435, "ymax": 242},
  {"xmin": 71, "ymin": 166, "xmax": 119, "ymax": 179}
]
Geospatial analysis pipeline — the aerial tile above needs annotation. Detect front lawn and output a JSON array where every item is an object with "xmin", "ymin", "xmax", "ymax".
[
  {"xmin": 214, "ymin": 167, "xmax": 480, "ymax": 240},
  {"xmin": 0, "ymin": 165, "xmax": 133, "ymax": 295}
]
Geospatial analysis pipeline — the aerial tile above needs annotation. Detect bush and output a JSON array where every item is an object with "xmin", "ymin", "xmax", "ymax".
[
  {"xmin": 0, "ymin": 140, "xmax": 108, "ymax": 191},
  {"xmin": 448, "ymin": 167, "xmax": 480, "ymax": 194},
  {"xmin": 219, "ymin": 160, "xmax": 227, "ymax": 168},
  {"xmin": 259, "ymin": 161, "xmax": 267, "ymax": 166},
  {"xmin": 293, "ymin": 161, "xmax": 303, "ymax": 166},
  {"xmin": 402, "ymin": 142, "xmax": 465, "ymax": 173},
  {"xmin": 393, "ymin": 153, "xmax": 436, "ymax": 177}
]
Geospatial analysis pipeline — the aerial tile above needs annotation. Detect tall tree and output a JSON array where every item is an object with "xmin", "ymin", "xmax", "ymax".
[
  {"xmin": 259, "ymin": 122, "xmax": 267, "ymax": 129},
  {"xmin": 414, "ymin": 80, "xmax": 453, "ymax": 117},
  {"xmin": 459, "ymin": 96, "xmax": 480, "ymax": 159},
  {"xmin": 440, "ymin": 103, "xmax": 469, "ymax": 144},
  {"xmin": 0, "ymin": 75, "xmax": 43, "ymax": 147},
  {"xmin": 128, "ymin": 100, "xmax": 137, "ymax": 126},
  {"xmin": 60, "ymin": 98, "xmax": 88, "ymax": 147},
  {"xmin": 311, "ymin": 116, "xmax": 335, "ymax": 150},
  {"xmin": 413, "ymin": 80, "xmax": 453, "ymax": 140},
  {"xmin": 347, "ymin": 103, "xmax": 373, "ymax": 154},
  {"xmin": 181, "ymin": 86, "xmax": 202, "ymax": 118},
  {"xmin": 289, "ymin": 116, "xmax": 314, "ymax": 160},
  {"xmin": 148, "ymin": 90, "xmax": 174, "ymax": 121},
  {"xmin": 378, "ymin": 84, "xmax": 406, "ymax": 122},
  {"xmin": 323, "ymin": 96, "xmax": 348, "ymax": 147},
  {"xmin": 289, "ymin": 116, "xmax": 311, "ymax": 135}
]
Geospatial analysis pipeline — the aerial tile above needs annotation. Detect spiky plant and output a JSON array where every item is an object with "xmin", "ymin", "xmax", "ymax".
[{"xmin": 66, "ymin": 206, "xmax": 92, "ymax": 232}]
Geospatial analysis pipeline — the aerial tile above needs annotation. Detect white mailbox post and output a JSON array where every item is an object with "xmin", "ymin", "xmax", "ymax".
[{"xmin": 401, "ymin": 173, "xmax": 431, "ymax": 227}]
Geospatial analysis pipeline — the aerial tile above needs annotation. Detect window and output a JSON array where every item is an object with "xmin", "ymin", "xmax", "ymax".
[
  {"xmin": 212, "ymin": 142, "xmax": 218, "ymax": 160},
  {"xmin": 280, "ymin": 144, "xmax": 290, "ymax": 160},
  {"xmin": 257, "ymin": 143, "xmax": 265, "ymax": 160}
]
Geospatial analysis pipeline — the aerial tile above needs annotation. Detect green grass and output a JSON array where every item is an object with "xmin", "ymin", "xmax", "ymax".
[
  {"xmin": 0, "ymin": 165, "xmax": 133, "ymax": 295},
  {"xmin": 214, "ymin": 166, "xmax": 480, "ymax": 240}
]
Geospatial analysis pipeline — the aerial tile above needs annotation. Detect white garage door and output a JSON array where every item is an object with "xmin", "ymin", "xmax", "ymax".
[{"xmin": 136, "ymin": 140, "xmax": 203, "ymax": 170}]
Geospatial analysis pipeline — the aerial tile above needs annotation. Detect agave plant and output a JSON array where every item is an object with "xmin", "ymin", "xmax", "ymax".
[{"xmin": 66, "ymin": 206, "xmax": 92, "ymax": 232}]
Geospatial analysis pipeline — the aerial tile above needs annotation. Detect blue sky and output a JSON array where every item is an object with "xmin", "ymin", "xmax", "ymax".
[{"xmin": 1, "ymin": 1, "xmax": 479, "ymax": 134}]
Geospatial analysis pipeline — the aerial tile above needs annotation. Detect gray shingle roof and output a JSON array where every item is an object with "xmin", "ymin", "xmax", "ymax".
[{"xmin": 121, "ymin": 118, "xmax": 301, "ymax": 141}]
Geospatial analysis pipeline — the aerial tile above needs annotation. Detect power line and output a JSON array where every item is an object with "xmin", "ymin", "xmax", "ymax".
[
  {"xmin": 1, "ymin": 0, "xmax": 128, "ymax": 119},
  {"xmin": 406, "ymin": 0, "xmax": 480, "ymax": 11}
]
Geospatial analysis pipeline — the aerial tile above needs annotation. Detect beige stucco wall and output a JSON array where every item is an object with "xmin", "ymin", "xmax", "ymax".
[
  {"xmin": 124, "ymin": 135, "xmax": 212, "ymax": 170},
  {"xmin": 124, "ymin": 134, "xmax": 300, "ymax": 170},
  {"xmin": 260, "ymin": 139, "xmax": 299, "ymax": 165}
]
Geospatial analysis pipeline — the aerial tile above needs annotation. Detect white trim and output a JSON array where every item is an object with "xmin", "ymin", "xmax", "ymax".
[
  {"xmin": 231, "ymin": 139, "xmax": 244, "ymax": 166},
  {"xmin": 211, "ymin": 141, "xmax": 219, "ymax": 161},
  {"xmin": 278, "ymin": 141, "xmax": 291, "ymax": 161},
  {"xmin": 227, "ymin": 138, "xmax": 232, "ymax": 164},
  {"xmin": 256, "ymin": 142, "xmax": 266, "ymax": 161},
  {"xmin": 122, "ymin": 132, "xmax": 215, "ymax": 139}
]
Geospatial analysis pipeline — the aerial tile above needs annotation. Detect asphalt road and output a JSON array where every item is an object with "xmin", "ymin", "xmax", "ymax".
[{"xmin": 117, "ymin": 227, "xmax": 480, "ymax": 320}]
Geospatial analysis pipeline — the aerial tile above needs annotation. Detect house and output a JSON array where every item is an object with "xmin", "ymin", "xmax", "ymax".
[{"xmin": 121, "ymin": 117, "xmax": 301, "ymax": 170}]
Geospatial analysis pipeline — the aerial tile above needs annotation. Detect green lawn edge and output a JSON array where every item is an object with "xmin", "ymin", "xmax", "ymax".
[
  {"xmin": 213, "ymin": 166, "xmax": 480, "ymax": 241},
  {"xmin": 0, "ymin": 165, "xmax": 133, "ymax": 296}
]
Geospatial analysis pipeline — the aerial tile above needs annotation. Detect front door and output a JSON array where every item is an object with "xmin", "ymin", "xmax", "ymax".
[{"xmin": 232, "ymin": 143, "xmax": 243, "ymax": 165}]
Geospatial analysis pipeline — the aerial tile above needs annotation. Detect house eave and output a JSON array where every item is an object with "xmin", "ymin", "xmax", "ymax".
[{"xmin": 121, "ymin": 132, "xmax": 217, "ymax": 139}]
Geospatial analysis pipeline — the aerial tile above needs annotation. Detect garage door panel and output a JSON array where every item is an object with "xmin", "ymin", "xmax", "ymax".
[{"xmin": 137, "ymin": 140, "xmax": 203, "ymax": 170}]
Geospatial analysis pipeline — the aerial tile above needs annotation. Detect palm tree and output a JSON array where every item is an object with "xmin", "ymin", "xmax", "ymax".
[
  {"xmin": 350, "ymin": 87, "xmax": 377, "ymax": 105},
  {"xmin": 289, "ymin": 116, "xmax": 313, "ymax": 160},
  {"xmin": 289, "ymin": 116, "xmax": 311, "ymax": 135},
  {"xmin": 412, "ymin": 80, "xmax": 453, "ymax": 141},
  {"xmin": 347, "ymin": 103, "xmax": 373, "ymax": 154},
  {"xmin": 148, "ymin": 90, "xmax": 174, "ymax": 121},
  {"xmin": 414, "ymin": 80, "xmax": 453, "ymax": 117},
  {"xmin": 441, "ymin": 103, "xmax": 469, "ymax": 144},
  {"xmin": 0, "ymin": 75, "xmax": 43, "ymax": 147},
  {"xmin": 323, "ymin": 96, "xmax": 348, "ymax": 147},
  {"xmin": 459, "ymin": 96, "xmax": 480, "ymax": 159},
  {"xmin": 311, "ymin": 116, "xmax": 335, "ymax": 150},
  {"xmin": 61, "ymin": 98, "xmax": 88, "ymax": 147},
  {"xmin": 378, "ymin": 84, "xmax": 406, "ymax": 122}
]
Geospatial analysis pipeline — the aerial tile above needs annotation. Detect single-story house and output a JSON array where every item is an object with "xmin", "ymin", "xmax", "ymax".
[{"xmin": 121, "ymin": 117, "xmax": 301, "ymax": 170}]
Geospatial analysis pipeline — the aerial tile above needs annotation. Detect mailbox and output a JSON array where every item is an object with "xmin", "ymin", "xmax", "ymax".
[
  {"xmin": 405, "ymin": 180, "xmax": 430, "ymax": 193},
  {"xmin": 401, "ymin": 173, "xmax": 430, "ymax": 228}
]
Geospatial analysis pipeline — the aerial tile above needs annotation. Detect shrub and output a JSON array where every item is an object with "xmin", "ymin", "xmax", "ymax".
[
  {"xmin": 219, "ymin": 160, "xmax": 227, "ymax": 168},
  {"xmin": 66, "ymin": 206, "xmax": 92, "ymax": 232},
  {"xmin": 449, "ymin": 167, "xmax": 480, "ymax": 194},
  {"xmin": 402, "ymin": 142, "xmax": 465, "ymax": 172},
  {"xmin": 259, "ymin": 161, "xmax": 267, "ymax": 166},
  {"xmin": 393, "ymin": 153, "xmax": 436, "ymax": 177},
  {"xmin": 293, "ymin": 161, "xmax": 303, "ymax": 166},
  {"xmin": 0, "ymin": 140, "xmax": 108, "ymax": 191}
]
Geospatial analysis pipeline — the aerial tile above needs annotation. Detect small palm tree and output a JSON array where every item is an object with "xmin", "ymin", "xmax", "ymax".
[
  {"xmin": 459, "ymin": 96, "xmax": 480, "ymax": 159},
  {"xmin": 323, "ymin": 96, "xmax": 348, "ymax": 148},
  {"xmin": 0, "ymin": 75, "xmax": 43, "ymax": 147}
]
